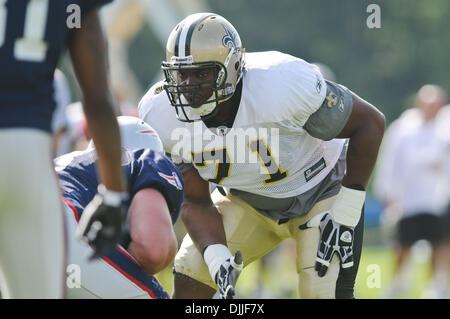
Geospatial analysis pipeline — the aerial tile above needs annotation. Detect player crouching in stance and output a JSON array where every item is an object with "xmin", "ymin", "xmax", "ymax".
[
  {"xmin": 139, "ymin": 13, "xmax": 386, "ymax": 299},
  {"xmin": 56, "ymin": 116, "xmax": 183, "ymax": 298}
]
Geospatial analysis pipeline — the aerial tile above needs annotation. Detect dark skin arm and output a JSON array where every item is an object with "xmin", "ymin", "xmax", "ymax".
[
  {"xmin": 337, "ymin": 92, "xmax": 386, "ymax": 189},
  {"xmin": 68, "ymin": 10, "xmax": 124, "ymax": 192},
  {"xmin": 180, "ymin": 168, "xmax": 227, "ymax": 255}
]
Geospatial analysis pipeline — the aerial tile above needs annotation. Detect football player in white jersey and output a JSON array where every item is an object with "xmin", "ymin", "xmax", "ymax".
[{"xmin": 139, "ymin": 13, "xmax": 385, "ymax": 299}]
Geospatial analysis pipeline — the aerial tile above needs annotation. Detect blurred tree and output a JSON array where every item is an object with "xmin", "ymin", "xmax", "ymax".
[
  {"xmin": 128, "ymin": 23, "xmax": 166, "ymax": 94},
  {"xmin": 200, "ymin": 0, "xmax": 450, "ymax": 124},
  {"xmin": 65, "ymin": 0, "xmax": 450, "ymax": 124}
]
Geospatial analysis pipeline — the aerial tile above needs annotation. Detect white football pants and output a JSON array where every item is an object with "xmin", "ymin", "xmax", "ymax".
[{"xmin": 0, "ymin": 129, "xmax": 66, "ymax": 298}]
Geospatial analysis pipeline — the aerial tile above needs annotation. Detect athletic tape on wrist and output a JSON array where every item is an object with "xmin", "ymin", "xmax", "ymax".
[
  {"xmin": 203, "ymin": 244, "xmax": 232, "ymax": 283},
  {"xmin": 330, "ymin": 186, "xmax": 365, "ymax": 227},
  {"xmin": 98, "ymin": 184, "xmax": 126, "ymax": 207}
]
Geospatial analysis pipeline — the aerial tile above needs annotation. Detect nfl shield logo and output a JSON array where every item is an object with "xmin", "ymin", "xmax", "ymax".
[{"xmin": 315, "ymin": 75, "xmax": 322, "ymax": 93}]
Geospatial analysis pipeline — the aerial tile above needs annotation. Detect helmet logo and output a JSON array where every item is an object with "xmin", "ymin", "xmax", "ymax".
[
  {"xmin": 158, "ymin": 171, "xmax": 183, "ymax": 190},
  {"xmin": 222, "ymin": 25, "xmax": 238, "ymax": 50}
]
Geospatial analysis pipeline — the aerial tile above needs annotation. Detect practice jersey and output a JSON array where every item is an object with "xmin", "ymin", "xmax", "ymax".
[
  {"xmin": 139, "ymin": 51, "xmax": 348, "ymax": 199},
  {"xmin": 384, "ymin": 121, "xmax": 449, "ymax": 217},
  {"xmin": 0, "ymin": 0, "xmax": 111, "ymax": 132},
  {"xmin": 55, "ymin": 147, "xmax": 184, "ymax": 224}
]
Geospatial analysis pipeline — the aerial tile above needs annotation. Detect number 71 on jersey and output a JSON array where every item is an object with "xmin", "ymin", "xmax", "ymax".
[{"xmin": 191, "ymin": 138, "xmax": 288, "ymax": 185}]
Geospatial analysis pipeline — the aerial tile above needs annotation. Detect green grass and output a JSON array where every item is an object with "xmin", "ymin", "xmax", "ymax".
[
  {"xmin": 355, "ymin": 245, "xmax": 432, "ymax": 299},
  {"xmin": 156, "ymin": 243, "xmax": 433, "ymax": 299}
]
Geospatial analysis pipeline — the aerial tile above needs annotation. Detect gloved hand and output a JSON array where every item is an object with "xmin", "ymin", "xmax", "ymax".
[
  {"xmin": 213, "ymin": 250, "xmax": 244, "ymax": 299},
  {"xmin": 299, "ymin": 212, "xmax": 354, "ymax": 277},
  {"xmin": 76, "ymin": 184, "xmax": 127, "ymax": 260}
]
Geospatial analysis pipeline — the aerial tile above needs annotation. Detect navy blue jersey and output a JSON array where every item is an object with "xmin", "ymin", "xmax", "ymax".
[
  {"xmin": 0, "ymin": 0, "xmax": 112, "ymax": 132},
  {"xmin": 56, "ymin": 148, "xmax": 184, "ymax": 225}
]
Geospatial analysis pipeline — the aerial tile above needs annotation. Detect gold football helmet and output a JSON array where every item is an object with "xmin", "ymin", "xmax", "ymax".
[{"xmin": 162, "ymin": 13, "xmax": 245, "ymax": 122}]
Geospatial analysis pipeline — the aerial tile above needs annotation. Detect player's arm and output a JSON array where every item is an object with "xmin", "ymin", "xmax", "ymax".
[
  {"xmin": 181, "ymin": 168, "xmax": 227, "ymax": 253},
  {"xmin": 127, "ymin": 189, "xmax": 177, "ymax": 275},
  {"xmin": 304, "ymin": 81, "xmax": 385, "ymax": 190},
  {"xmin": 336, "ymin": 92, "xmax": 385, "ymax": 189},
  {"xmin": 69, "ymin": 9, "xmax": 126, "ymax": 258},
  {"xmin": 303, "ymin": 82, "xmax": 385, "ymax": 226},
  {"xmin": 181, "ymin": 168, "xmax": 243, "ymax": 298},
  {"xmin": 301, "ymin": 82, "xmax": 385, "ymax": 276},
  {"xmin": 68, "ymin": 9, "xmax": 124, "ymax": 193}
]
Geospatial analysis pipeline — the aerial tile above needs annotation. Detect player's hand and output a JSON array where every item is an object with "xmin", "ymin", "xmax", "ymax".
[
  {"xmin": 299, "ymin": 212, "xmax": 354, "ymax": 277},
  {"xmin": 76, "ymin": 185, "xmax": 127, "ymax": 260},
  {"xmin": 214, "ymin": 250, "xmax": 244, "ymax": 299}
]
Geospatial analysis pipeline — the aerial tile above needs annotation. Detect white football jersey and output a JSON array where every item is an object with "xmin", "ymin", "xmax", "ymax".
[{"xmin": 139, "ymin": 51, "xmax": 346, "ymax": 198}]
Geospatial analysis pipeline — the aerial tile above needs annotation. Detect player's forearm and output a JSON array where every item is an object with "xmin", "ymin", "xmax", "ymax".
[
  {"xmin": 342, "ymin": 109, "xmax": 385, "ymax": 189},
  {"xmin": 181, "ymin": 199, "xmax": 228, "ymax": 254},
  {"xmin": 68, "ymin": 9, "xmax": 125, "ymax": 192}
]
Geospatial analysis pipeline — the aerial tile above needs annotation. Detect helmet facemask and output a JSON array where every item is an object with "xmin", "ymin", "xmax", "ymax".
[
  {"xmin": 162, "ymin": 13, "xmax": 244, "ymax": 123},
  {"xmin": 162, "ymin": 58, "xmax": 232, "ymax": 122}
]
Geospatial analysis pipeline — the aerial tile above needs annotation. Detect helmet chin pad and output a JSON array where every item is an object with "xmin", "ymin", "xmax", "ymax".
[
  {"xmin": 162, "ymin": 61, "xmax": 233, "ymax": 122},
  {"xmin": 184, "ymin": 95, "xmax": 217, "ymax": 117}
]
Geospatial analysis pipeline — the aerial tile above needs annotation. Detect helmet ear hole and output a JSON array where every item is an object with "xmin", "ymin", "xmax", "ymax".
[{"xmin": 235, "ymin": 62, "xmax": 240, "ymax": 71}]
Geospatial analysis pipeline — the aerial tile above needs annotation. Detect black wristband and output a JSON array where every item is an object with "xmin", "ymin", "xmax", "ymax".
[{"xmin": 344, "ymin": 184, "xmax": 365, "ymax": 191}]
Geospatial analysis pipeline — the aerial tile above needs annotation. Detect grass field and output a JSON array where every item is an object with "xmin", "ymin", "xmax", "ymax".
[{"xmin": 156, "ymin": 242, "xmax": 435, "ymax": 299}]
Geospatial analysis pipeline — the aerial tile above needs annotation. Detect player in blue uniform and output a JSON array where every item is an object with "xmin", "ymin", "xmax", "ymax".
[
  {"xmin": 0, "ymin": 1, "xmax": 126, "ymax": 298},
  {"xmin": 56, "ymin": 117, "xmax": 183, "ymax": 298}
]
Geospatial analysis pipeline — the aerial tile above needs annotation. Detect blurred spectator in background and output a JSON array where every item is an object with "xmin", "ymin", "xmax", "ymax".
[
  {"xmin": 374, "ymin": 84, "xmax": 450, "ymax": 298},
  {"xmin": 65, "ymin": 101, "xmax": 91, "ymax": 151},
  {"xmin": 435, "ymin": 97, "xmax": 450, "ymax": 299},
  {"xmin": 113, "ymin": 86, "xmax": 140, "ymax": 118},
  {"xmin": 52, "ymin": 69, "xmax": 72, "ymax": 157},
  {"xmin": 61, "ymin": 87, "xmax": 140, "ymax": 153}
]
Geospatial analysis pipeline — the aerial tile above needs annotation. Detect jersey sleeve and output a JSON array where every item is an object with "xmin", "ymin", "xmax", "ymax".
[
  {"xmin": 303, "ymin": 80, "xmax": 354, "ymax": 140},
  {"xmin": 288, "ymin": 60, "xmax": 327, "ymax": 127},
  {"xmin": 79, "ymin": 0, "xmax": 113, "ymax": 16},
  {"xmin": 130, "ymin": 150, "xmax": 184, "ymax": 224}
]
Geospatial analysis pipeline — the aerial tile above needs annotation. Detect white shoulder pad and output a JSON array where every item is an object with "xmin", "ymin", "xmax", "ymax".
[
  {"xmin": 241, "ymin": 52, "xmax": 326, "ymax": 126},
  {"xmin": 286, "ymin": 58, "xmax": 327, "ymax": 126},
  {"xmin": 138, "ymin": 80, "xmax": 166, "ymax": 120}
]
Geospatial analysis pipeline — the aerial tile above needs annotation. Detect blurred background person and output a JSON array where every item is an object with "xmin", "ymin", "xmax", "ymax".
[
  {"xmin": 435, "ymin": 97, "xmax": 450, "ymax": 298},
  {"xmin": 52, "ymin": 69, "xmax": 72, "ymax": 158},
  {"xmin": 373, "ymin": 84, "xmax": 450, "ymax": 298},
  {"xmin": 61, "ymin": 87, "xmax": 140, "ymax": 154}
]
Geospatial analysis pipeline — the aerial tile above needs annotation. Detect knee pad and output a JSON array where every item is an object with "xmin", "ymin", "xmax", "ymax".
[
  {"xmin": 293, "ymin": 196, "xmax": 340, "ymax": 299},
  {"xmin": 297, "ymin": 259, "xmax": 340, "ymax": 299},
  {"xmin": 174, "ymin": 233, "xmax": 216, "ymax": 289}
]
